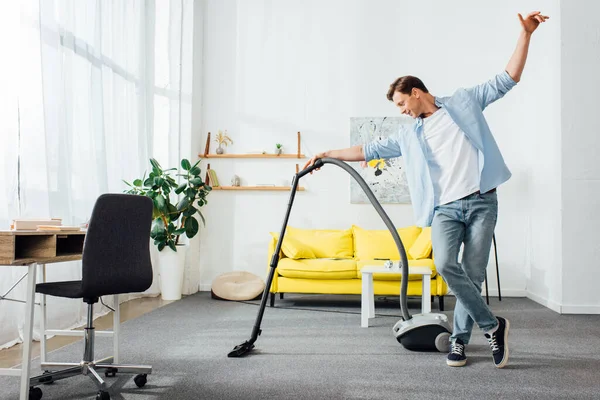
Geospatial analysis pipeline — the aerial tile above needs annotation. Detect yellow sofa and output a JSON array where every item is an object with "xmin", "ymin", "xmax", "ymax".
[{"xmin": 267, "ymin": 225, "xmax": 448, "ymax": 310}]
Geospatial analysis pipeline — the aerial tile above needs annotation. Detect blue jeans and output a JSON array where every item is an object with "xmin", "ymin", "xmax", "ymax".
[{"xmin": 431, "ymin": 191, "xmax": 499, "ymax": 344}]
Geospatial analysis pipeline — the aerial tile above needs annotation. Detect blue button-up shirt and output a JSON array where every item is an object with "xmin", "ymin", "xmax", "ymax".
[{"xmin": 364, "ymin": 71, "xmax": 516, "ymax": 227}]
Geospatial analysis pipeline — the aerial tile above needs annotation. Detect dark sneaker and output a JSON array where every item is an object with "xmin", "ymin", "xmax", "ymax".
[
  {"xmin": 485, "ymin": 317, "xmax": 510, "ymax": 368},
  {"xmin": 446, "ymin": 338, "xmax": 467, "ymax": 367}
]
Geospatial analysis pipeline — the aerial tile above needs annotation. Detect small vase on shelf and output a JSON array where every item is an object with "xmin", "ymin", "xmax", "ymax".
[{"xmin": 216, "ymin": 146, "xmax": 224, "ymax": 154}]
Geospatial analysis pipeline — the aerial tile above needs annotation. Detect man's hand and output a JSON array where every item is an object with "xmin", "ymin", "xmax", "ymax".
[
  {"xmin": 518, "ymin": 11, "xmax": 549, "ymax": 34},
  {"xmin": 302, "ymin": 152, "xmax": 327, "ymax": 174}
]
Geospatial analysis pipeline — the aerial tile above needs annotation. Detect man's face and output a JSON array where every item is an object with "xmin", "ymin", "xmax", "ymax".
[{"xmin": 392, "ymin": 89, "xmax": 421, "ymax": 119}]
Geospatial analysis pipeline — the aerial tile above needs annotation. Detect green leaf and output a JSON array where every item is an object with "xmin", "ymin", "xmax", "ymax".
[
  {"xmin": 175, "ymin": 183, "xmax": 187, "ymax": 194},
  {"xmin": 173, "ymin": 228, "xmax": 186, "ymax": 236},
  {"xmin": 158, "ymin": 242, "xmax": 166, "ymax": 252},
  {"xmin": 183, "ymin": 205, "xmax": 197, "ymax": 217},
  {"xmin": 185, "ymin": 188, "xmax": 196, "ymax": 198},
  {"xmin": 123, "ymin": 180, "xmax": 132, "ymax": 187},
  {"xmin": 143, "ymin": 177, "xmax": 153, "ymax": 187},
  {"xmin": 181, "ymin": 159, "xmax": 191, "ymax": 171},
  {"xmin": 154, "ymin": 177, "xmax": 165, "ymax": 187},
  {"xmin": 185, "ymin": 217, "xmax": 199, "ymax": 238},
  {"xmin": 168, "ymin": 241, "xmax": 177, "ymax": 252},
  {"xmin": 190, "ymin": 177, "xmax": 203, "ymax": 186},
  {"xmin": 154, "ymin": 195, "xmax": 166, "ymax": 212},
  {"xmin": 133, "ymin": 179, "xmax": 143, "ymax": 187},
  {"xmin": 176, "ymin": 196, "xmax": 191, "ymax": 212},
  {"xmin": 151, "ymin": 218, "xmax": 165, "ymax": 236},
  {"xmin": 150, "ymin": 158, "xmax": 162, "ymax": 171},
  {"xmin": 190, "ymin": 166, "xmax": 201, "ymax": 176}
]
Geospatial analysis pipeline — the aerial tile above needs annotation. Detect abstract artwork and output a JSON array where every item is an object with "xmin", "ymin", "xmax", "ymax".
[{"xmin": 350, "ymin": 117, "xmax": 411, "ymax": 204}]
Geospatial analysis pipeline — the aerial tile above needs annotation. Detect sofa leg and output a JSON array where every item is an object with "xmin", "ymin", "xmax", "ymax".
[
  {"xmin": 438, "ymin": 296, "xmax": 444, "ymax": 312},
  {"xmin": 269, "ymin": 293, "xmax": 275, "ymax": 307},
  {"xmin": 280, "ymin": 293, "xmax": 284, "ymax": 300}
]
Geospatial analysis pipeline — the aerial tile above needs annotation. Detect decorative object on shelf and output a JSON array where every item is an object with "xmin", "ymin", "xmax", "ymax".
[
  {"xmin": 124, "ymin": 158, "xmax": 212, "ymax": 300},
  {"xmin": 231, "ymin": 174, "xmax": 241, "ymax": 186},
  {"xmin": 215, "ymin": 130, "xmax": 233, "ymax": 154},
  {"xmin": 275, "ymin": 143, "xmax": 283, "ymax": 155},
  {"xmin": 208, "ymin": 169, "xmax": 220, "ymax": 187}
]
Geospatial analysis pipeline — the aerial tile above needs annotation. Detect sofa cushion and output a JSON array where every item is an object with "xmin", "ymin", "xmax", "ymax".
[
  {"xmin": 270, "ymin": 232, "xmax": 316, "ymax": 259},
  {"xmin": 352, "ymin": 225, "xmax": 422, "ymax": 261},
  {"xmin": 408, "ymin": 227, "xmax": 433, "ymax": 259},
  {"xmin": 283, "ymin": 226, "xmax": 354, "ymax": 259},
  {"xmin": 356, "ymin": 259, "xmax": 436, "ymax": 280},
  {"xmin": 277, "ymin": 258, "xmax": 357, "ymax": 280}
]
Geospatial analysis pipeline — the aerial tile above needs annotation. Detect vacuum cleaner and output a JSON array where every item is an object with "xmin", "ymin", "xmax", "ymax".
[{"xmin": 228, "ymin": 157, "xmax": 451, "ymax": 358}]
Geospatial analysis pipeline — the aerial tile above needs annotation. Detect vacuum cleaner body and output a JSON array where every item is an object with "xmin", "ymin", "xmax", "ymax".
[{"xmin": 393, "ymin": 313, "xmax": 451, "ymax": 352}]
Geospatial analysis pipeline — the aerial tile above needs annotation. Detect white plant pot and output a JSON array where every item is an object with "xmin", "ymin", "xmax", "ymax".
[{"xmin": 157, "ymin": 244, "xmax": 188, "ymax": 300}]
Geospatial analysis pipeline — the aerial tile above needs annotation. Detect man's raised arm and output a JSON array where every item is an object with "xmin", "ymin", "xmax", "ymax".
[{"xmin": 506, "ymin": 11, "xmax": 549, "ymax": 83}]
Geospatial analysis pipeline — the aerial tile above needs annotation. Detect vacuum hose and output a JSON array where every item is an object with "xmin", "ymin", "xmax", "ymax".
[
  {"xmin": 301, "ymin": 158, "xmax": 412, "ymax": 321},
  {"xmin": 227, "ymin": 157, "xmax": 412, "ymax": 358}
]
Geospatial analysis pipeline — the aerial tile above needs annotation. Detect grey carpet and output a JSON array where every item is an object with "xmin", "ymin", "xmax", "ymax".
[{"xmin": 1, "ymin": 293, "xmax": 600, "ymax": 400}]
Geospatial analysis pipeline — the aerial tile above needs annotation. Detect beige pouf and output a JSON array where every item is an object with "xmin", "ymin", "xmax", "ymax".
[{"xmin": 211, "ymin": 271, "xmax": 266, "ymax": 301}]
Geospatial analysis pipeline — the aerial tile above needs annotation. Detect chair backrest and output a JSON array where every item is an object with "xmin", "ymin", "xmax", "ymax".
[{"xmin": 81, "ymin": 193, "xmax": 153, "ymax": 299}]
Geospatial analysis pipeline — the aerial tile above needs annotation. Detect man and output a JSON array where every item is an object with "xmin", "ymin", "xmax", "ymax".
[{"xmin": 303, "ymin": 11, "xmax": 549, "ymax": 368}]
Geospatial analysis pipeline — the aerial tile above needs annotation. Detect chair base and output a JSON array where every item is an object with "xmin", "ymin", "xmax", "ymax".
[{"xmin": 30, "ymin": 359, "xmax": 152, "ymax": 391}]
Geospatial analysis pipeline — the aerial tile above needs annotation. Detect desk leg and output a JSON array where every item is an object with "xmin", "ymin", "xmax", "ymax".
[
  {"xmin": 113, "ymin": 295, "xmax": 120, "ymax": 364},
  {"xmin": 422, "ymin": 274, "xmax": 431, "ymax": 314},
  {"xmin": 39, "ymin": 264, "xmax": 47, "ymax": 365},
  {"xmin": 20, "ymin": 262, "xmax": 37, "ymax": 400},
  {"xmin": 361, "ymin": 273, "xmax": 372, "ymax": 328}
]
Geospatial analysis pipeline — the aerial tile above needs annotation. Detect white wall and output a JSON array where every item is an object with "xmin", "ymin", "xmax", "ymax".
[
  {"xmin": 560, "ymin": 1, "xmax": 600, "ymax": 313},
  {"xmin": 193, "ymin": 1, "xmax": 564, "ymax": 303}
]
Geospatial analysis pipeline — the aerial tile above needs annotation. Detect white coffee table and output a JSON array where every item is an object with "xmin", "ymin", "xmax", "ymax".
[{"xmin": 361, "ymin": 265, "xmax": 432, "ymax": 328}]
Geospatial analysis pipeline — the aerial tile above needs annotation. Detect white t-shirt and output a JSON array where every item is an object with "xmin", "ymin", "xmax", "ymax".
[{"xmin": 422, "ymin": 108, "xmax": 480, "ymax": 205}]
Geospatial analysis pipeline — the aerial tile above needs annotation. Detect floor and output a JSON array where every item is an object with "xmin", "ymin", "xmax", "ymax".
[{"xmin": 0, "ymin": 296, "xmax": 174, "ymax": 369}]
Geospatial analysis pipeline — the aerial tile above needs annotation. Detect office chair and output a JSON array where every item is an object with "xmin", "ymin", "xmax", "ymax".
[{"xmin": 29, "ymin": 194, "xmax": 154, "ymax": 400}]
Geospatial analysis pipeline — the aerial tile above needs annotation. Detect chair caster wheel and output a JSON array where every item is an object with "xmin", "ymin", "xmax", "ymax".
[
  {"xmin": 96, "ymin": 390, "xmax": 110, "ymax": 400},
  {"xmin": 104, "ymin": 368, "xmax": 118, "ymax": 377},
  {"xmin": 134, "ymin": 373, "xmax": 147, "ymax": 388},
  {"xmin": 29, "ymin": 387, "xmax": 43, "ymax": 400}
]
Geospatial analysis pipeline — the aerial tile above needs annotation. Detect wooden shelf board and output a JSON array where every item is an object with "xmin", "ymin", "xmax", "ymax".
[
  {"xmin": 199, "ymin": 154, "xmax": 306, "ymax": 159},
  {"xmin": 211, "ymin": 186, "xmax": 305, "ymax": 191}
]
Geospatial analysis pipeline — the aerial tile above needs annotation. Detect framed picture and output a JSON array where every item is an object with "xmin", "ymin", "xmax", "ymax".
[{"xmin": 350, "ymin": 117, "xmax": 411, "ymax": 204}]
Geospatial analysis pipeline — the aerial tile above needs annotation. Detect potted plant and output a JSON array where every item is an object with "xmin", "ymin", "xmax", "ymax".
[
  {"xmin": 275, "ymin": 143, "xmax": 283, "ymax": 155},
  {"xmin": 124, "ymin": 158, "xmax": 211, "ymax": 300},
  {"xmin": 215, "ymin": 130, "xmax": 233, "ymax": 154}
]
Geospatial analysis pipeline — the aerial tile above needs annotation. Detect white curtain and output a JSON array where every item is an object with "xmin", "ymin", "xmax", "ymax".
[{"xmin": 0, "ymin": 0, "xmax": 196, "ymax": 350}]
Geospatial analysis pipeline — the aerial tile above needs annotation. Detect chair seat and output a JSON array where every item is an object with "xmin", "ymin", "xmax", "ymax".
[{"xmin": 36, "ymin": 281, "xmax": 84, "ymax": 299}]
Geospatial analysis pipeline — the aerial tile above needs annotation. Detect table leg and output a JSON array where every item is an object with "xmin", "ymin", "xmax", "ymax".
[
  {"xmin": 20, "ymin": 262, "xmax": 37, "ymax": 400},
  {"xmin": 113, "ymin": 295, "xmax": 120, "ymax": 364},
  {"xmin": 361, "ymin": 272, "xmax": 372, "ymax": 328},
  {"xmin": 39, "ymin": 264, "xmax": 47, "ymax": 365},
  {"xmin": 368, "ymin": 276, "xmax": 375, "ymax": 318},
  {"xmin": 422, "ymin": 274, "xmax": 431, "ymax": 314}
]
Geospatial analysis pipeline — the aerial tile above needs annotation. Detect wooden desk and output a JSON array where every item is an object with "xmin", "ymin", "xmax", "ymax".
[{"xmin": 0, "ymin": 230, "xmax": 121, "ymax": 400}]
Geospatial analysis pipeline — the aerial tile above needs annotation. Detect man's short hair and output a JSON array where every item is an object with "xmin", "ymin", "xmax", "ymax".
[{"xmin": 386, "ymin": 76, "xmax": 429, "ymax": 101}]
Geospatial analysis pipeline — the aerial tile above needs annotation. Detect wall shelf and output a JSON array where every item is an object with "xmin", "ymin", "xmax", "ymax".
[
  {"xmin": 200, "ymin": 154, "xmax": 306, "ymax": 159},
  {"xmin": 211, "ymin": 186, "xmax": 305, "ymax": 191},
  {"xmin": 200, "ymin": 131, "xmax": 307, "ymax": 191}
]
